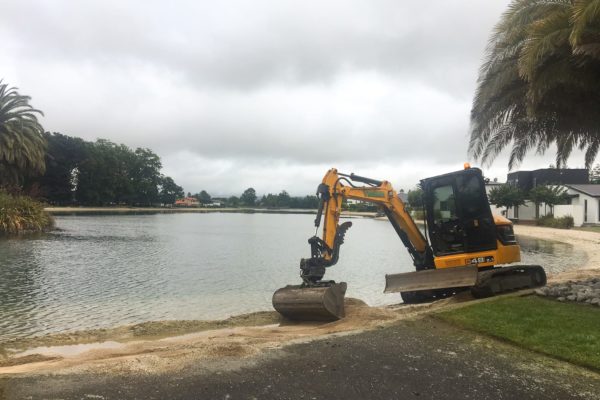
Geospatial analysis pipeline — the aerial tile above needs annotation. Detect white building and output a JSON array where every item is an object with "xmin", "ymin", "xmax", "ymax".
[
  {"xmin": 501, "ymin": 184, "xmax": 600, "ymax": 227},
  {"xmin": 554, "ymin": 185, "xmax": 600, "ymax": 226}
]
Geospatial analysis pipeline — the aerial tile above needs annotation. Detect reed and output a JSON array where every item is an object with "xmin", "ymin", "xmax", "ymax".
[{"xmin": 0, "ymin": 191, "xmax": 54, "ymax": 234}]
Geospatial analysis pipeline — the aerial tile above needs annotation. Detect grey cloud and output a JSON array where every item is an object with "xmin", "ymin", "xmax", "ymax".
[
  {"xmin": 1, "ymin": 0, "xmax": 587, "ymax": 195},
  {"xmin": 2, "ymin": 1, "xmax": 506, "ymax": 96}
]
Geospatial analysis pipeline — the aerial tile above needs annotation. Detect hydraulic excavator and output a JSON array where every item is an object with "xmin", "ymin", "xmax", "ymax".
[{"xmin": 272, "ymin": 165, "xmax": 546, "ymax": 321}]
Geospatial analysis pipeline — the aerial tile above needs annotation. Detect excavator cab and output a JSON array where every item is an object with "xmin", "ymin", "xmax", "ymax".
[{"xmin": 421, "ymin": 168, "xmax": 497, "ymax": 257}]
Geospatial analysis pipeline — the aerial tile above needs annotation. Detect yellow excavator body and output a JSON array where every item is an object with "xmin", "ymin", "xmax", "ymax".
[{"xmin": 272, "ymin": 166, "xmax": 546, "ymax": 321}]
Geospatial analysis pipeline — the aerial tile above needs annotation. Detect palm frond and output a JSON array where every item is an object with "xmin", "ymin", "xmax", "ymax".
[
  {"xmin": 470, "ymin": 0, "xmax": 600, "ymax": 169},
  {"xmin": 0, "ymin": 80, "xmax": 46, "ymax": 185}
]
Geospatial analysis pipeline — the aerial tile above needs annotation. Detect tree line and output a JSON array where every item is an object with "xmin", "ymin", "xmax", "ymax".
[
  {"xmin": 26, "ymin": 132, "xmax": 184, "ymax": 206},
  {"xmin": 183, "ymin": 187, "xmax": 321, "ymax": 209}
]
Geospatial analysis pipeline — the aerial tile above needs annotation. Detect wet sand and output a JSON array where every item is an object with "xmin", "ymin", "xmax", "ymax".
[
  {"xmin": 1, "ymin": 225, "xmax": 598, "ymax": 377},
  {"xmin": 0, "ymin": 298, "xmax": 448, "ymax": 375},
  {"xmin": 6, "ymin": 316, "xmax": 600, "ymax": 400}
]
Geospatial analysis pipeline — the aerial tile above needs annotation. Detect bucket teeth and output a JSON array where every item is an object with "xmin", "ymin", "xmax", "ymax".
[{"xmin": 272, "ymin": 282, "xmax": 347, "ymax": 321}]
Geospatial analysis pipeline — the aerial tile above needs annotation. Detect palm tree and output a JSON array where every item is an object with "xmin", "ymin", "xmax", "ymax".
[
  {"xmin": 0, "ymin": 80, "xmax": 47, "ymax": 185},
  {"xmin": 470, "ymin": 0, "xmax": 600, "ymax": 169}
]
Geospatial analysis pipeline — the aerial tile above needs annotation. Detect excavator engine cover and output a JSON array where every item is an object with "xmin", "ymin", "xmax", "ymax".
[{"xmin": 272, "ymin": 282, "xmax": 347, "ymax": 321}]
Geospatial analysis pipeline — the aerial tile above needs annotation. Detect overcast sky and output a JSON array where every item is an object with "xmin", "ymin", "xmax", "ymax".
[{"xmin": 0, "ymin": 0, "xmax": 591, "ymax": 196}]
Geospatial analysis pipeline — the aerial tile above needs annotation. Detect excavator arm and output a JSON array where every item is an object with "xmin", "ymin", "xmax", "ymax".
[
  {"xmin": 272, "ymin": 168, "xmax": 437, "ymax": 321},
  {"xmin": 300, "ymin": 168, "xmax": 432, "ymax": 285}
]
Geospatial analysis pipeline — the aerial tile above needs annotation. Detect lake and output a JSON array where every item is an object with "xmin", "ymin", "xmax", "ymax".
[{"xmin": 0, "ymin": 213, "xmax": 585, "ymax": 341}]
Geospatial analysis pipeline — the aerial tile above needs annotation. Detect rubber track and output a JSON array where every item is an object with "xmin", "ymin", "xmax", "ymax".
[
  {"xmin": 400, "ymin": 265, "xmax": 547, "ymax": 303},
  {"xmin": 470, "ymin": 265, "xmax": 546, "ymax": 298}
]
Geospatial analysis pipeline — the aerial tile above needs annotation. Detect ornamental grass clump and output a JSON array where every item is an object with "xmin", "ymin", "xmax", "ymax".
[
  {"xmin": 536, "ymin": 214, "xmax": 574, "ymax": 229},
  {"xmin": 0, "ymin": 191, "xmax": 53, "ymax": 234}
]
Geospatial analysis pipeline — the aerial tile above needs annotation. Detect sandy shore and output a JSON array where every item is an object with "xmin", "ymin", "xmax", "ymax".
[
  {"xmin": 1, "ymin": 225, "xmax": 598, "ymax": 376},
  {"xmin": 0, "ymin": 298, "xmax": 452, "ymax": 375}
]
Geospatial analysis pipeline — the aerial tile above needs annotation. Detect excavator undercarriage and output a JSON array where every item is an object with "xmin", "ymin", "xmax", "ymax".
[{"xmin": 272, "ymin": 167, "xmax": 547, "ymax": 321}]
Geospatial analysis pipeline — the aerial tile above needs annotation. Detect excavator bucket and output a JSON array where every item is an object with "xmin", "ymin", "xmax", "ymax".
[
  {"xmin": 272, "ymin": 282, "xmax": 347, "ymax": 321},
  {"xmin": 384, "ymin": 266, "xmax": 478, "ymax": 293}
]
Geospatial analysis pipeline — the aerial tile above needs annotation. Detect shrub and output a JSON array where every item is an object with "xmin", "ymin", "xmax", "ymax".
[
  {"xmin": 411, "ymin": 210, "xmax": 425, "ymax": 221},
  {"xmin": 536, "ymin": 214, "xmax": 574, "ymax": 229},
  {"xmin": 0, "ymin": 190, "xmax": 54, "ymax": 235}
]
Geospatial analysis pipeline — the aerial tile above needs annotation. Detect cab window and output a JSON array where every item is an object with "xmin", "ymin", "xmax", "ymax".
[{"xmin": 432, "ymin": 185, "xmax": 457, "ymax": 223}]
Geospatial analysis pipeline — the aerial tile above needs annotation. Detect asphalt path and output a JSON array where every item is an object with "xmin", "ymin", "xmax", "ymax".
[{"xmin": 2, "ymin": 318, "xmax": 600, "ymax": 400}]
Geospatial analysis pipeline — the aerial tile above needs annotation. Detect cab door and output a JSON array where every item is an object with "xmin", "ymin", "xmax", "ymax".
[
  {"xmin": 424, "ymin": 177, "xmax": 465, "ymax": 255},
  {"xmin": 454, "ymin": 170, "xmax": 497, "ymax": 253},
  {"xmin": 423, "ymin": 168, "xmax": 496, "ymax": 256}
]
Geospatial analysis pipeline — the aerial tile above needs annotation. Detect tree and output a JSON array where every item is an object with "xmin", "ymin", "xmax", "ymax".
[
  {"xmin": 76, "ymin": 140, "xmax": 133, "ymax": 205},
  {"xmin": 159, "ymin": 176, "xmax": 184, "ymax": 205},
  {"xmin": 240, "ymin": 187, "xmax": 257, "ymax": 206},
  {"xmin": 488, "ymin": 185, "xmax": 526, "ymax": 215},
  {"xmin": 289, "ymin": 195, "xmax": 319, "ymax": 209},
  {"xmin": 277, "ymin": 190, "xmax": 291, "ymax": 207},
  {"xmin": 196, "ymin": 190, "xmax": 212, "ymax": 204},
  {"xmin": 227, "ymin": 195, "xmax": 240, "ymax": 207},
  {"xmin": 407, "ymin": 188, "xmax": 424, "ymax": 210},
  {"xmin": 527, "ymin": 185, "xmax": 568, "ymax": 218},
  {"xmin": 470, "ymin": 0, "xmax": 600, "ymax": 169},
  {"xmin": 130, "ymin": 148, "xmax": 162, "ymax": 205},
  {"xmin": 25, "ymin": 132, "xmax": 88, "ymax": 204},
  {"xmin": 261, "ymin": 193, "xmax": 277, "ymax": 208},
  {"xmin": 528, "ymin": 186, "xmax": 569, "ymax": 216},
  {"xmin": 528, "ymin": 185, "xmax": 551, "ymax": 219},
  {"xmin": 0, "ymin": 81, "xmax": 47, "ymax": 186},
  {"xmin": 542, "ymin": 185, "xmax": 570, "ymax": 215}
]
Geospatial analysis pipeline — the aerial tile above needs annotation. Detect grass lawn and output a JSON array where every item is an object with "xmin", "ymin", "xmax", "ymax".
[
  {"xmin": 574, "ymin": 226, "xmax": 600, "ymax": 233},
  {"xmin": 436, "ymin": 296, "xmax": 600, "ymax": 370}
]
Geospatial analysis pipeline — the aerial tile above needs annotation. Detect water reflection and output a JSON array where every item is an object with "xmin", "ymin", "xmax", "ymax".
[{"xmin": 517, "ymin": 235, "xmax": 586, "ymax": 274}]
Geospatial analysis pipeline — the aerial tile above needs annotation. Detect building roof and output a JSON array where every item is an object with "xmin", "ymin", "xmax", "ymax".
[{"xmin": 565, "ymin": 184, "xmax": 600, "ymax": 197}]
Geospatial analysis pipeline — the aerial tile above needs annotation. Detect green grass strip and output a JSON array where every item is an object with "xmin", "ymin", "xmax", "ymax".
[
  {"xmin": 436, "ymin": 296, "xmax": 600, "ymax": 370},
  {"xmin": 575, "ymin": 226, "xmax": 600, "ymax": 233}
]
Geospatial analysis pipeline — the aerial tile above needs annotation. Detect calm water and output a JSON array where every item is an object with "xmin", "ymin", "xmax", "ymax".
[{"xmin": 0, "ymin": 214, "xmax": 586, "ymax": 340}]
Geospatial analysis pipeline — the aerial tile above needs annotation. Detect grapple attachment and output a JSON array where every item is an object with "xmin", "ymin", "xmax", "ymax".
[{"xmin": 272, "ymin": 282, "xmax": 347, "ymax": 321}]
